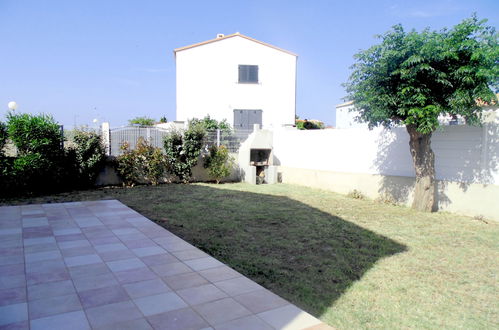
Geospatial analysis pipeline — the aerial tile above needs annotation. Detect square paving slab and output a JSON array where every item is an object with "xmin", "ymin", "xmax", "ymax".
[{"xmin": 0, "ymin": 200, "xmax": 332, "ymax": 329}]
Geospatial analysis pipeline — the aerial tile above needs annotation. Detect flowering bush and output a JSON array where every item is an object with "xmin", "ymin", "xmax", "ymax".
[
  {"xmin": 203, "ymin": 145, "xmax": 233, "ymax": 184},
  {"xmin": 116, "ymin": 138, "xmax": 168, "ymax": 187},
  {"xmin": 164, "ymin": 125, "xmax": 205, "ymax": 183}
]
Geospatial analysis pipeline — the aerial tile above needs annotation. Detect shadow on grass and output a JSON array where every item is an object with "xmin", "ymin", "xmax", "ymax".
[{"xmin": 124, "ymin": 184, "xmax": 407, "ymax": 317}]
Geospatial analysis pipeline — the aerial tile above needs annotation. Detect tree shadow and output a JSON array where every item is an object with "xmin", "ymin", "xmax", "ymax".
[
  {"xmin": 130, "ymin": 184, "xmax": 407, "ymax": 317},
  {"xmin": 374, "ymin": 123, "xmax": 499, "ymax": 209},
  {"xmin": 373, "ymin": 128, "xmax": 416, "ymax": 204}
]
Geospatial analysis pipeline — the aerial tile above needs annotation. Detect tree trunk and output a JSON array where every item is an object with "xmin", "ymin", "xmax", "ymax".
[{"xmin": 406, "ymin": 124, "xmax": 436, "ymax": 212}]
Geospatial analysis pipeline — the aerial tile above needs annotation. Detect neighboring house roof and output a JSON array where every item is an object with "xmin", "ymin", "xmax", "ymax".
[
  {"xmin": 476, "ymin": 93, "xmax": 499, "ymax": 107},
  {"xmin": 173, "ymin": 32, "xmax": 298, "ymax": 57},
  {"xmin": 336, "ymin": 101, "xmax": 354, "ymax": 108}
]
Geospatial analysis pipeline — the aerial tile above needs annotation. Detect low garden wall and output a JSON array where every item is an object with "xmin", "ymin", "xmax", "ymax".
[
  {"xmin": 95, "ymin": 154, "xmax": 240, "ymax": 186},
  {"xmin": 277, "ymin": 166, "xmax": 499, "ymax": 221}
]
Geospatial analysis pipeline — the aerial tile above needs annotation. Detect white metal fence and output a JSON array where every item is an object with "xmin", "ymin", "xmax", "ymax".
[
  {"xmin": 108, "ymin": 126, "xmax": 170, "ymax": 156},
  {"xmin": 204, "ymin": 129, "xmax": 253, "ymax": 153},
  {"xmin": 104, "ymin": 125, "xmax": 253, "ymax": 156}
]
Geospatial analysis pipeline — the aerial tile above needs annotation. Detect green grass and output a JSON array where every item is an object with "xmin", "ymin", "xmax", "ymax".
[{"xmin": 2, "ymin": 183, "xmax": 498, "ymax": 329}]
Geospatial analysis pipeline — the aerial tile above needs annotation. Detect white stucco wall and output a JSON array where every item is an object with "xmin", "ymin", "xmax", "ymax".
[
  {"xmin": 273, "ymin": 125, "xmax": 499, "ymax": 185},
  {"xmin": 335, "ymin": 103, "xmax": 368, "ymax": 129},
  {"xmin": 175, "ymin": 35, "xmax": 297, "ymax": 128},
  {"xmin": 271, "ymin": 123, "xmax": 499, "ymax": 220}
]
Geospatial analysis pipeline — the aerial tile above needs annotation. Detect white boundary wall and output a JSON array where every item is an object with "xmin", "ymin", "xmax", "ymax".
[{"xmin": 272, "ymin": 121, "xmax": 499, "ymax": 220}]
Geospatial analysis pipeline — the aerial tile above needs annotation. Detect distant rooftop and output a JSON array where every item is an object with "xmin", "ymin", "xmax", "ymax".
[{"xmin": 336, "ymin": 101, "xmax": 354, "ymax": 108}]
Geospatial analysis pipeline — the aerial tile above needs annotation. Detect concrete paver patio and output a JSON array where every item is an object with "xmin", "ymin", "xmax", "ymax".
[{"xmin": 0, "ymin": 200, "xmax": 331, "ymax": 329}]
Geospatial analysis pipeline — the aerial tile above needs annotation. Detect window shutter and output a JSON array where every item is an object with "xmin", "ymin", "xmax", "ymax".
[
  {"xmin": 238, "ymin": 65, "xmax": 245, "ymax": 82},
  {"xmin": 249, "ymin": 66, "xmax": 258, "ymax": 82},
  {"xmin": 238, "ymin": 65, "xmax": 258, "ymax": 83}
]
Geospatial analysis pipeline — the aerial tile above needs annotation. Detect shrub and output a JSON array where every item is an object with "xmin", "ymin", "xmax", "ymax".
[
  {"xmin": 116, "ymin": 142, "xmax": 138, "ymax": 187},
  {"xmin": 0, "ymin": 156, "xmax": 13, "ymax": 191},
  {"xmin": 71, "ymin": 129, "xmax": 106, "ymax": 187},
  {"xmin": 296, "ymin": 119, "xmax": 324, "ymax": 130},
  {"xmin": 0, "ymin": 114, "xmax": 108, "ymax": 196},
  {"xmin": 203, "ymin": 145, "xmax": 234, "ymax": 184},
  {"xmin": 1, "ymin": 152, "xmax": 67, "ymax": 196},
  {"xmin": 164, "ymin": 125, "xmax": 206, "ymax": 183},
  {"xmin": 12, "ymin": 152, "xmax": 49, "ymax": 179},
  {"xmin": 1, "ymin": 113, "xmax": 66, "ymax": 196},
  {"xmin": 147, "ymin": 148, "xmax": 168, "ymax": 185},
  {"xmin": 116, "ymin": 138, "xmax": 168, "ymax": 187},
  {"xmin": 347, "ymin": 189, "xmax": 366, "ymax": 200},
  {"xmin": 135, "ymin": 138, "xmax": 168, "ymax": 185},
  {"xmin": 0, "ymin": 122, "xmax": 7, "ymax": 155},
  {"xmin": 189, "ymin": 115, "xmax": 231, "ymax": 132},
  {"xmin": 6, "ymin": 113, "xmax": 62, "ymax": 158}
]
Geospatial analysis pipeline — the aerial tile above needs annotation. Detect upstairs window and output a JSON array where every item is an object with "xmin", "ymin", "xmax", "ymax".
[{"xmin": 238, "ymin": 65, "xmax": 258, "ymax": 83}]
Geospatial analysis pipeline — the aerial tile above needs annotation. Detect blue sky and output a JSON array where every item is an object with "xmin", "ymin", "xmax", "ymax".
[{"xmin": 1, "ymin": 0, "xmax": 497, "ymax": 128}]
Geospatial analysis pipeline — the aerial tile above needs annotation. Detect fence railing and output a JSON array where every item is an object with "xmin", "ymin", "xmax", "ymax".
[
  {"xmin": 108, "ymin": 126, "xmax": 170, "ymax": 156},
  {"xmin": 105, "ymin": 125, "xmax": 253, "ymax": 156},
  {"xmin": 204, "ymin": 129, "xmax": 253, "ymax": 153}
]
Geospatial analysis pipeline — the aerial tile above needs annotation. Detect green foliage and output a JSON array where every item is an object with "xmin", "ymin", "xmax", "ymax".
[
  {"xmin": 0, "ymin": 114, "xmax": 108, "ymax": 196},
  {"xmin": 6, "ymin": 113, "xmax": 62, "ymax": 157},
  {"xmin": 0, "ymin": 150, "xmax": 69, "ymax": 196},
  {"xmin": 159, "ymin": 116, "xmax": 168, "ymax": 123},
  {"xmin": 70, "ymin": 129, "xmax": 106, "ymax": 187},
  {"xmin": 347, "ymin": 189, "xmax": 366, "ymax": 200},
  {"xmin": 164, "ymin": 125, "xmax": 206, "ymax": 183},
  {"xmin": 189, "ymin": 115, "xmax": 231, "ymax": 132},
  {"xmin": 296, "ymin": 119, "xmax": 324, "ymax": 130},
  {"xmin": 203, "ymin": 145, "xmax": 234, "ymax": 183},
  {"xmin": 128, "ymin": 116, "xmax": 156, "ymax": 126},
  {"xmin": 0, "ymin": 113, "xmax": 68, "ymax": 196},
  {"xmin": 116, "ymin": 138, "xmax": 168, "ymax": 187},
  {"xmin": 116, "ymin": 142, "xmax": 139, "ymax": 187},
  {"xmin": 344, "ymin": 15, "xmax": 498, "ymax": 134},
  {"xmin": 0, "ymin": 122, "xmax": 7, "ymax": 155},
  {"xmin": 12, "ymin": 153, "xmax": 49, "ymax": 178},
  {"xmin": 137, "ymin": 140, "xmax": 168, "ymax": 185},
  {"xmin": 163, "ymin": 131, "xmax": 183, "ymax": 182}
]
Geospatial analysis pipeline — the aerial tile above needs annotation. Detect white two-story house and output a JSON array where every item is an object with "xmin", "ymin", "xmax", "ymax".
[{"xmin": 174, "ymin": 33, "xmax": 297, "ymax": 130}]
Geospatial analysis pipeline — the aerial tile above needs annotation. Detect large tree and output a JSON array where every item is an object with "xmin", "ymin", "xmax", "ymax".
[{"xmin": 344, "ymin": 15, "xmax": 498, "ymax": 212}]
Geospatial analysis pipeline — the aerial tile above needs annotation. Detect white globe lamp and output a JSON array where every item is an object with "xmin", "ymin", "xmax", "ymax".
[{"xmin": 7, "ymin": 101, "xmax": 18, "ymax": 111}]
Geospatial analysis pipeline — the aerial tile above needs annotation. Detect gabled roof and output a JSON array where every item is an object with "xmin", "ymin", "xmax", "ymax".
[{"xmin": 173, "ymin": 32, "xmax": 298, "ymax": 57}]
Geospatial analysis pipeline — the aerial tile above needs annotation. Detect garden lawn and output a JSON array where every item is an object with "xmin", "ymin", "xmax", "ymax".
[{"xmin": 2, "ymin": 183, "xmax": 498, "ymax": 329}]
